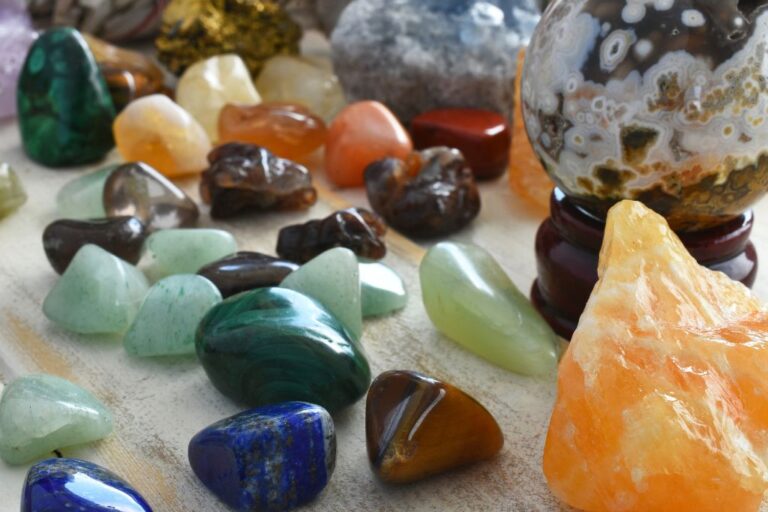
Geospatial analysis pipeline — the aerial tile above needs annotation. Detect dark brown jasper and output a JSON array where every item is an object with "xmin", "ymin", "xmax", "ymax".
[
  {"xmin": 200, "ymin": 142, "xmax": 317, "ymax": 219},
  {"xmin": 42, "ymin": 217, "xmax": 147, "ymax": 274},
  {"xmin": 364, "ymin": 147, "xmax": 481, "ymax": 238},
  {"xmin": 276, "ymin": 207, "xmax": 387, "ymax": 263},
  {"xmin": 197, "ymin": 251, "xmax": 299, "ymax": 298}
]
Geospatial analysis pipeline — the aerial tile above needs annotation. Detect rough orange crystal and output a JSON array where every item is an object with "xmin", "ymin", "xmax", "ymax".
[{"xmin": 544, "ymin": 200, "xmax": 768, "ymax": 512}]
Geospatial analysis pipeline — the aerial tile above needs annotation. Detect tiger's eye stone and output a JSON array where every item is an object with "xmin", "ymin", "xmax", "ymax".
[
  {"xmin": 218, "ymin": 102, "xmax": 326, "ymax": 161},
  {"xmin": 143, "ymin": 228, "xmax": 238, "ymax": 282},
  {"xmin": 366, "ymin": 370, "xmax": 504, "ymax": 484},
  {"xmin": 43, "ymin": 217, "xmax": 147, "ymax": 274},
  {"xmin": 0, "ymin": 163, "xmax": 27, "ymax": 219},
  {"xmin": 56, "ymin": 165, "xmax": 116, "ymax": 219},
  {"xmin": 197, "ymin": 251, "xmax": 298, "ymax": 298}
]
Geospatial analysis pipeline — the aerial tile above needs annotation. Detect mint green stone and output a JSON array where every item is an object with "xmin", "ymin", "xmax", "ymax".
[
  {"xmin": 43, "ymin": 244, "xmax": 149, "ymax": 334},
  {"xmin": 124, "ymin": 275, "xmax": 222, "ymax": 357},
  {"xmin": 0, "ymin": 374, "xmax": 113, "ymax": 465},
  {"xmin": 360, "ymin": 262, "xmax": 407, "ymax": 317},
  {"xmin": 0, "ymin": 163, "xmax": 27, "ymax": 219},
  {"xmin": 420, "ymin": 242, "xmax": 560, "ymax": 377},
  {"xmin": 56, "ymin": 165, "xmax": 116, "ymax": 219},
  {"xmin": 143, "ymin": 229, "xmax": 238, "ymax": 282},
  {"xmin": 281, "ymin": 248, "xmax": 362, "ymax": 341}
]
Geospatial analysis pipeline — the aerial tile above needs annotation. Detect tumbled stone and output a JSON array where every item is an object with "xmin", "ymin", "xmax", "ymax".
[
  {"xmin": 0, "ymin": 374, "xmax": 113, "ymax": 465},
  {"xmin": 366, "ymin": 370, "xmax": 503, "ymax": 483},
  {"xmin": 143, "ymin": 228, "xmax": 238, "ymax": 282},
  {"xmin": 18, "ymin": 27, "xmax": 116, "ymax": 166},
  {"xmin": 0, "ymin": 1, "xmax": 36, "ymax": 119},
  {"xmin": 43, "ymin": 217, "xmax": 147, "ymax": 274},
  {"xmin": 56, "ymin": 165, "xmax": 116, "ymax": 219},
  {"xmin": 420, "ymin": 242, "xmax": 559, "ymax": 376},
  {"xmin": 196, "ymin": 287, "xmax": 370, "ymax": 413},
  {"xmin": 124, "ymin": 274, "xmax": 222, "ymax": 357},
  {"xmin": 189, "ymin": 402, "xmax": 334, "ymax": 512},
  {"xmin": 360, "ymin": 262, "xmax": 407, "ymax": 318},
  {"xmin": 200, "ymin": 142, "xmax": 317, "ymax": 218},
  {"xmin": 23, "ymin": 458, "xmax": 152, "ymax": 512},
  {"xmin": 43, "ymin": 244, "xmax": 149, "ymax": 334},
  {"xmin": 177, "ymin": 54, "xmax": 262, "ymax": 141},
  {"xmin": 0, "ymin": 162, "xmax": 27, "ymax": 218},
  {"xmin": 198, "ymin": 251, "xmax": 298, "ymax": 298},
  {"xmin": 113, "ymin": 94, "xmax": 212, "ymax": 178}
]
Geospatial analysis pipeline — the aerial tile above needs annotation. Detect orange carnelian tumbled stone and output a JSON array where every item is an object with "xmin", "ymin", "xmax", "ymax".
[
  {"xmin": 325, "ymin": 101, "xmax": 412, "ymax": 187},
  {"xmin": 544, "ymin": 200, "xmax": 768, "ymax": 512}
]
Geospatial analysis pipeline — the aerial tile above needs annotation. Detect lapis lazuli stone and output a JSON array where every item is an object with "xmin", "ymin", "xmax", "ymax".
[
  {"xmin": 188, "ymin": 402, "xmax": 335, "ymax": 512},
  {"xmin": 22, "ymin": 458, "xmax": 152, "ymax": 512}
]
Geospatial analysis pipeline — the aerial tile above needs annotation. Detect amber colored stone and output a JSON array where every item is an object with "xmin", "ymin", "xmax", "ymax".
[
  {"xmin": 218, "ymin": 103, "xmax": 327, "ymax": 161},
  {"xmin": 366, "ymin": 370, "xmax": 503, "ymax": 484},
  {"xmin": 325, "ymin": 101, "xmax": 412, "ymax": 187},
  {"xmin": 197, "ymin": 251, "xmax": 299, "ymax": 298},
  {"xmin": 411, "ymin": 108, "xmax": 510, "ymax": 180}
]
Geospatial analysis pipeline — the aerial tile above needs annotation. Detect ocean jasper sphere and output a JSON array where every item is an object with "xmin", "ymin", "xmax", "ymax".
[{"xmin": 522, "ymin": 0, "xmax": 768, "ymax": 231}]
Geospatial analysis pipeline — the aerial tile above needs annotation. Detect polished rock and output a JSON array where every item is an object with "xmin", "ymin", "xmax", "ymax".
[
  {"xmin": 0, "ymin": 1, "xmax": 36, "ymax": 119},
  {"xmin": 360, "ymin": 262, "xmax": 407, "ymax": 318},
  {"xmin": 143, "ymin": 228, "xmax": 238, "ymax": 282},
  {"xmin": 0, "ymin": 162, "xmax": 27, "ymax": 218},
  {"xmin": 197, "ymin": 251, "xmax": 298, "ymax": 298},
  {"xmin": 56, "ymin": 165, "xmax": 116, "ymax": 219}
]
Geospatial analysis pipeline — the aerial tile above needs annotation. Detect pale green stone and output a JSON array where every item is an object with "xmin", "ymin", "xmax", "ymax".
[
  {"xmin": 281, "ymin": 247, "xmax": 362, "ymax": 341},
  {"xmin": 420, "ymin": 242, "xmax": 560, "ymax": 376},
  {"xmin": 0, "ymin": 374, "xmax": 113, "ymax": 465},
  {"xmin": 0, "ymin": 163, "xmax": 27, "ymax": 218},
  {"xmin": 360, "ymin": 262, "xmax": 407, "ymax": 317},
  {"xmin": 124, "ymin": 274, "xmax": 222, "ymax": 357},
  {"xmin": 43, "ymin": 244, "xmax": 149, "ymax": 334},
  {"xmin": 142, "ymin": 229, "xmax": 238, "ymax": 282},
  {"xmin": 55, "ymin": 164, "xmax": 116, "ymax": 219}
]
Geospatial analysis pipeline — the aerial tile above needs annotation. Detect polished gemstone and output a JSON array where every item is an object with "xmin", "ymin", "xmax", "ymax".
[
  {"xmin": 143, "ymin": 228, "xmax": 238, "ymax": 282},
  {"xmin": 196, "ymin": 287, "xmax": 370, "ymax": 413},
  {"xmin": 0, "ymin": 374, "xmax": 113, "ymax": 465},
  {"xmin": 325, "ymin": 101, "xmax": 412, "ymax": 187},
  {"xmin": 0, "ymin": 1, "xmax": 35, "ymax": 119},
  {"xmin": 198, "ymin": 251, "xmax": 298, "ymax": 298},
  {"xmin": 56, "ymin": 165, "xmax": 116, "ymax": 219},
  {"xmin": 113, "ymin": 94, "xmax": 212, "ymax": 178},
  {"xmin": 360, "ymin": 262, "xmax": 407, "ymax": 318},
  {"xmin": 366, "ymin": 370, "xmax": 503, "ymax": 483},
  {"xmin": 0, "ymin": 162, "xmax": 27, "ymax": 218},
  {"xmin": 22, "ymin": 458, "xmax": 152, "ymax": 512},
  {"xmin": 189, "ymin": 402, "xmax": 334, "ymax": 512},
  {"xmin": 124, "ymin": 274, "xmax": 222, "ymax": 357},
  {"xmin": 420, "ymin": 242, "xmax": 559, "ymax": 376},
  {"xmin": 43, "ymin": 217, "xmax": 147, "ymax": 274},
  {"xmin": 43, "ymin": 244, "xmax": 149, "ymax": 334},
  {"xmin": 17, "ymin": 27, "xmax": 116, "ymax": 166}
]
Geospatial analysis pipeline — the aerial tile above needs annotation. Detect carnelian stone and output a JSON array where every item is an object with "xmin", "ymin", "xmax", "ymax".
[{"xmin": 325, "ymin": 101, "xmax": 412, "ymax": 187}]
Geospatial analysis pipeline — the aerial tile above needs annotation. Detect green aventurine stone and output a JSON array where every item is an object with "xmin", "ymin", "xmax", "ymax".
[
  {"xmin": 0, "ymin": 374, "xmax": 113, "ymax": 465},
  {"xmin": 360, "ymin": 262, "xmax": 407, "ymax": 318},
  {"xmin": 196, "ymin": 287, "xmax": 371, "ymax": 413},
  {"xmin": 56, "ymin": 164, "xmax": 116, "ymax": 219},
  {"xmin": 43, "ymin": 244, "xmax": 149, "ymax": 334},
  {"xmin": 0, "ymin": 163, "xmax": 27, "ymax": 218},
  {"xmin": 281, "ymin": 248, "xmax": 363, "ymax": 341},
  {"xmin": 420, "ymin": 242, "xmax": 560, "ymax": 377},
  {"xmin": 124, "ymin": 274, "xmax": 222, "ymax": 357},
  {"xmin": 17, "ymin": 28, "xmax": 116, "ymax": 167},
  {"xmin": 143, "ymin": 229, "xmax": 238, "ymax": 282}
]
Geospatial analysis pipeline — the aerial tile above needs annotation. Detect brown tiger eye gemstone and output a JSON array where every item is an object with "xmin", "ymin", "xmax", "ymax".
[
  {"xmin": 366, "ymin": 370, "xmax": 504, "ymax": 484},
  {"xmin": 197, "ymin": 251, "xmax": 299, "ymax": 298}
]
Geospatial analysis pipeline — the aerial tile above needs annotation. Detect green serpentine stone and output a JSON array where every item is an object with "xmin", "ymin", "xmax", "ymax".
[
  {"xmin": 0, "ymin": 163, "xmax": 27, "ymax": 219},
  {"xmin": 360, "ymin": 261, "xmax": 407, "ymax": 318},
  {"xmin": 56, "ymin": 165, "xmax": 116, "ymax": 219}
]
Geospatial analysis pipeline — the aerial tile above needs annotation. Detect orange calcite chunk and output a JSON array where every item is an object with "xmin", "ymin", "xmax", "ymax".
[
  {"xmin": 544, "ymin": 200, "xmax": 768, "ymax": 512},
  {"xmin": 325, "ymin": 101, "xmax": 412, "ymax": 187},
  {"xmin": 218, "ymin": 103, "xmax": 326, "ymax": 161}
]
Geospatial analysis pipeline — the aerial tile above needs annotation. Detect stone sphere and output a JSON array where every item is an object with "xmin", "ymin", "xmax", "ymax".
[{"xmin": 522, "ymin": 0, "xmax": 768, "ymax": 231}]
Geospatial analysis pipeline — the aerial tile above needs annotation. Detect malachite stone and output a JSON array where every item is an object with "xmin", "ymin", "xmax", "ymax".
[
  {"xmin": 360, "ymin": 261, "xmax": 407, "ymax": 318},
  {"xmin": 143, "ymin": 228, "xmax": 238, "ymax": 282},
  {"xmin": 17, "ymin": 27, "xmax": 116, "ymax": 167},
  {"xmin": 43, "ymin": 244, "xmax": 149, "ymax": 334},
  {"xmin": 420, "ymin": 242, "xmax": 560, "ymax": 376},
  {"xmin": 0, "ymin": 374, "xmax": 113, "ymax": 465},
  {"xmin": 0, "ymin": 162, "xmax": 27, "ymax": 219},
  {"xmin": 281, "ymin": 248, "xmax": 363, "ymax": 341},
  {"xmin": 196, "ymin": 287, "xmax": 371, "ymax": 413},
  {"xmin": 124, "ymin": 274, "xmax": 222, "ymax": 357},
  {"xmin": 56, "ymin": 164, "xmax": 116, "ymax": 219}
]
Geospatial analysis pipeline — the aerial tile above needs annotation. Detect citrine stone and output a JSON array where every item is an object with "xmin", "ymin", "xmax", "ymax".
[
  {"xmin": 142, "ymin": 228, "xmax": 238, "ymax": 282},
  {"xmin": 56, "ymin": 165, "xmax": 116, "ymax": 219},
  {"xmin": 0, "ymin": 162, "xmax": 27, "ymax": 218},
  {"xmin": 197, "ymin": 251, "xmax": 298, "ymax": 298},
  {"xmin": 420, "ymin": 242, "xmax": 559, "ymax": 376},
  {"xmin": 360, "ymin": 262, "xmax": 407, "ymax": 318},
  {"xmin": 43, "ymin": 244, "xmax": 149, "ymax": 334},
  {"xmin": 196, "ymin": 287, "xmax": 371, "ymax": 413},
  {"xmin": 0, "ymin": 374, "xmax": 113, "ymax": 465},
  {"xmin": 366, "ymin": 370, "xmax": 503, "ymax": 484},
  {"xmin": 124, "ymin": 274, "xmax": 222, "ymax": 357},
  {"xmin": 545, "ymin": 201, "xmax": 768, "ymax": 512},
  {"xmin": 17, "ymin": 27, "xmax": 116, "ymax": 167}
]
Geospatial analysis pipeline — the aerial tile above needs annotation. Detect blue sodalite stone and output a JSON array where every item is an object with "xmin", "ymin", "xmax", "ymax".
[
  {"xmin": 22, "ymin": 458, "xmax": 152, "ymax": 512},
  {"xmin": 188, "ymin": 402, "xmax": 336, "ymax": 512}
]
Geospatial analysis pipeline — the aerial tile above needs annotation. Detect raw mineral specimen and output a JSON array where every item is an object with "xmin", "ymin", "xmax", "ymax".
[
  {"xmin": 198, "ymin": 252, "xmax": 299, "ymax": 298},
  {"xmin": 0, "ymin": 163, "xmax": 27, "ymax": 218},
  {"xmin": 360, "ymin": 262, "xmax": 407, "ymax": 318},
  {"xmin": 0, "ymin": 0, "xmax": 36, "ymax": 119},
  {"xmin": 142, "ymin": 228, "xmax": 238, "ymax": 282}
]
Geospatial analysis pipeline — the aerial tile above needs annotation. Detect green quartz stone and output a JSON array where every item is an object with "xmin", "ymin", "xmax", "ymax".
[
  {"xmin": 0, "ymin": 163, "xmax": 27, "ymax": 219},
  {"xmin": 56, "ymin": 165, "xmax": 116, "ymax": 219},
  {"xmin": 17, "ymin": 28, "xmax": 116, "ymax": 167},
  {"xmin": 142, "ymin": 229, "xmax": 238, "ymax": 282},
  {"xmin": 420, "ymin": 242, "xmax": 560, "ymax": 377},
  {"xmin": 124, "ymin": 274, "xmax": 222, "ymax": 357},
  {"xmin": 360, "ymin": 262, "xmax": 407, "ymax": 318},
  {"xmin": 196, "ymin": 287, "xmax": 371, "ymax": 413},
  {"xmin": 43, "ymin": 244, "xmax": 149, "ymax": 334},
  {"xmin": 0, "ymin": 374, "xmax": 113, "ymax": 465}
]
